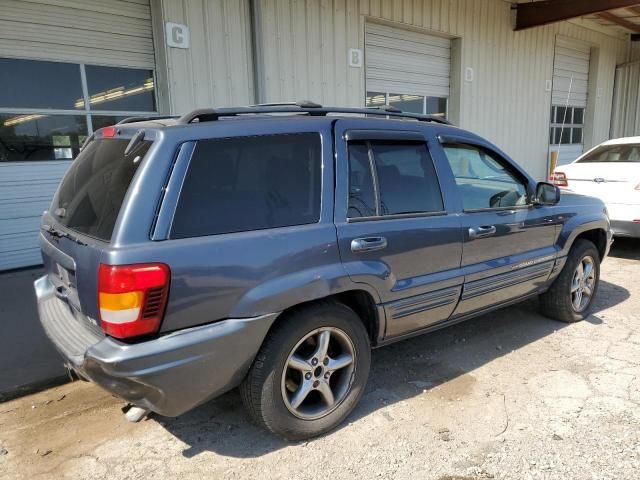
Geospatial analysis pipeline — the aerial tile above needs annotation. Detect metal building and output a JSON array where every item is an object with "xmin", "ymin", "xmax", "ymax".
[{"xmin": 1, "ymin": 0, "xmax": 639, "ymax": 271}]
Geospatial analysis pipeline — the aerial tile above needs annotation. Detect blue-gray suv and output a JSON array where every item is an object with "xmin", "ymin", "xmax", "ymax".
[{"xmin": 35, "ymin": 103, "xmax": 612, "ymax": 440}]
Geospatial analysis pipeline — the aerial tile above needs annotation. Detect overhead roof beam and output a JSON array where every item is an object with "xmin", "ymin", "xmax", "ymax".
[
  {"xmin": 598, "ymin": 11, "xmax": 640, "ymax": 33},
  {"xmin": 514, "ymin": 0, "xmax": 640, "ymax": 31}
]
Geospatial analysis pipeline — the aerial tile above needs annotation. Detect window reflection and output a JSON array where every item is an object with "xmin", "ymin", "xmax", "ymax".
[{"xmin": 84, "ymin": 66, "xmax": 155, "ymax": 112}]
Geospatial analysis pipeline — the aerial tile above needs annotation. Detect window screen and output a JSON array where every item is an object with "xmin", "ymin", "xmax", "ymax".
[{"xmin": 171, "ymin": 133, "xmax": 321, "ymax": 238}]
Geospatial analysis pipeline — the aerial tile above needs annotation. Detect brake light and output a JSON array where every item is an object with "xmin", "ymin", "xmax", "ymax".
[
  {"xmin": 98, "ymin": 263, "xmax": 170, "ymax": 339},
  {"xmin": 550, "ymin": 171, "xmax": 568, "ymax": 187},
  {"xmin": 101, "ymin": 126, "xmax": 117, "ymax": 138}
]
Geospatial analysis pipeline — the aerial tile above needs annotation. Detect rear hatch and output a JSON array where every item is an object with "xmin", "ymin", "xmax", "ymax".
[
  {"xmin": 40, "ymin": 129, "xmax": 153, "ymax": 332},
  {"xmin": 555, "ymin": 143, "xmax": 640, "ymax": 205}
]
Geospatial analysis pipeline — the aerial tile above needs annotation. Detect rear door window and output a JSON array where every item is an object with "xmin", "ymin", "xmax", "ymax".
[
  {"xmin": 52, "ymin": 138, "xmax": 152, "ymax": 241},
  {"xmin": 171, "ymin": 133, "xmax": 321, "ymax": 238}
]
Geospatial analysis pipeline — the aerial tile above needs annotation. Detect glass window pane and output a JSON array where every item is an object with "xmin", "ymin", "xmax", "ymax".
[
  {"xmin": 560, "ymin": 128, "xmax": 571, "ymax": 144},
  {"xmin": 550, "ymin": 106, "xmax": 555, "ymax": 123},
  {"xmin": 0, "ymin": 58, "xmax": 83, "ymax": 109},
  {"xmin": 348, "ymin": 143, "xmax": 376, "ymax": 218},
  {"xmin": 578, "ymin": 144, "xmax": 640, "ymax": 163},
  {"xmin": 366, "ymin": 91, "xmax": 386, "ymax": 108},
  {"xmin": 52, "ymin": 138, "xmax": 152, "ymax": 241},
  {"xmin": 572, "ymin": 128, "xmax": 583, "ymax": 144},
  {"xmin": 426, "ymin": 97, "xmax": 447, "ymax": 117},
  {"xmin": 549, "ymin": 128, "xmax": 555, "ymax": 144},
  {"xmin": 573, "ymin": 108, "xmax": 584, "ymax": 125},
  {"xmin": 90, "ymin": 115, "xmax": 129, "ymax": 132},
  {"xmin": 84, "ymin": 66, "xmax": 156, "ymax": 112},
  {"xmin": 442, "ymin": 144, "xmax": 528, "ymax": 210},
  {"xmin": 372, "ymin": 142, "xmax": 444, "ymax": 215},
  {"xmin": 388, "ymin": 93, "xmax": 424, "ymax": 114},
  {"xmin": 171, "ymin": 133, "xmax": 321, "ymax": 238},
  {"xmin": 555, "ymin": 106, "xmax": 569, "ymax": 124},
  {"xmin": 0, "ymin": 114, "xmax": 87, "ymax": 162}
]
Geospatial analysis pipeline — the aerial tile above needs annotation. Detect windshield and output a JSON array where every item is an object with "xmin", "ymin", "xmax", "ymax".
[
  {"xmin": 578, "ymin": 144, "xmax": 640, "ymax": 163},
  {"xmin": 51, "ymin": 138, "xmax": 152, "ymax": 241}
]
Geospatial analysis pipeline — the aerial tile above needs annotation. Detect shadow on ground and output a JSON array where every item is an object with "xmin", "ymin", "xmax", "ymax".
[
  {"xmin": 158, "ymin": 271, "xmax": 629, "ymax": 458},
  {"xmin": 607, "ymin": 237, "xmax": 640, "ymax": 261}
]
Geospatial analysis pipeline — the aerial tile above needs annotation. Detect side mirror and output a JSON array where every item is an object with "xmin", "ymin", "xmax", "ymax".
[{"xmin": 534, "ymin": 181, "xmax": 561, "ymax": 206}]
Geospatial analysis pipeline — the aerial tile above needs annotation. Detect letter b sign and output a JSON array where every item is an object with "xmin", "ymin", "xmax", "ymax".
[{"xmin": 166, "ymin": 22, "xmax": 190, "ymax": 49}]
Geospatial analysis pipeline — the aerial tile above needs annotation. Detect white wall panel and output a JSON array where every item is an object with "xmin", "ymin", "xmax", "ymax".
[
  {"xmin": 611, "ymin": 61, "xmax": 640, "ymax": 139},
  {"xmin": 254, "ymin": 0, "xmax": 628, "ymax": 180},
  {"xmin": 158, "ymin": 0, "xmax": 255, "ymax": 114}
]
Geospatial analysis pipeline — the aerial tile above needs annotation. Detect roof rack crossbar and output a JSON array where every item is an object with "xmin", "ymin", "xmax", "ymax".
[
  {"xmin": 177, "ymin": 104, "xmax": 451, "ymax": 125},
  {"xmin": 117, "ymin": 115, "xmax": 179, "ymax": 125}
]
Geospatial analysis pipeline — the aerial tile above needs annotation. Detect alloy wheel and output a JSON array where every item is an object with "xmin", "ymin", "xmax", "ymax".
[
  {"xmin": 281, "ymin": 327, "xmax": 356, "ymax": 420},
  {"xmin": 571, "ymin": 255, "xmax": 596, "ymax": 312}
]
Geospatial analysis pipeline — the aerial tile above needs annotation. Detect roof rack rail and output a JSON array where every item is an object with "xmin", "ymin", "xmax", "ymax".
[
  {"xmin": 117, "ymin": 115, "xmax": 179, "ymax": 125},
  {"xmin": 177, "ymin": 102, "xmax": 451, "ymax": 125}
]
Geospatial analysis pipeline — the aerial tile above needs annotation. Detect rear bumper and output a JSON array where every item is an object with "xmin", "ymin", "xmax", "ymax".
[
  {"xmin": 34, "ymin": 275, "xmax": 277, "ymax": 417},
  {"xmin": 610, "ymin": 220, "xmax": 640, "ymax": 238}
]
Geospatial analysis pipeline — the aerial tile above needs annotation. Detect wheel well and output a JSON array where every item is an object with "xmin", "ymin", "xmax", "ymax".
[
  {"xmin": 574, "ymin": 229, "xmax": 607, "ymax": 261},
  {"xmin": 276, "ymin": 290, "xmax": 380, "ymax": 343}
]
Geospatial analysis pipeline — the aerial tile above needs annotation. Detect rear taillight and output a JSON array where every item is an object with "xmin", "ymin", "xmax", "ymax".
[
  {"xmin": 98, "ymin": 263, "xmax": 170, "ymax": 339},
  {"xmin": 550, "ymin": 171, "xmax": 568, "ymax": 187}
]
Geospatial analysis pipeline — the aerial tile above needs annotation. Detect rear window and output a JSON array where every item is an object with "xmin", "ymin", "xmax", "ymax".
[
  {"xmin": 578, "ymin": 144, "xmax": 640, "ymax": 163},
  {"xmin": 52, "ymin": 138, "xmax": 152, "ymax": 241},
  {"xmin": 170, "ymin": 133, "xmax": 321, "ymax": 239}
]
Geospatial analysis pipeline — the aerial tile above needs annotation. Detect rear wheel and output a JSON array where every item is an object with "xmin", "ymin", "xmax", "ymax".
[
  {"xmin": 240, "ymin": 302, "xmax": 371, "ymax": 440},
  {"xmin": 539, "ymin": 239, "xmax": 600, "ymax": 322}
]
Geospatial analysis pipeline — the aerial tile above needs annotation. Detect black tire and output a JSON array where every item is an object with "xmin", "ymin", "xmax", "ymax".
[
  {"xmin": 539, "ymin": 239, "xmax": 600, "ymax": 323},
  {"xmin": 240, "ymin": 301, "xmax": 371, "ymax": 440}
]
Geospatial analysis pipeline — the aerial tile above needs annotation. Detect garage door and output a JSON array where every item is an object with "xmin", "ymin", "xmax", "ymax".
[
  {"xmin": 365, "ymin": 22, "xmax": 450, "ymax": 118},
  {"xmin": 0, "ymin": 0, "xmax": 156, "ymax": 271},
  {"xmin": 550, "ymin": 37, "xmax": 591, "ymax": 166}
]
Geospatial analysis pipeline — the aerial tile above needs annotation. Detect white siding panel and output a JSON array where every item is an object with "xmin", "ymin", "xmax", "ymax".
[
  {"xmin": 0, "ymin": 0, "xmax": 154, "ymax": 68},
  {"xmin": 611, "ymin": 61, "xmax": 640, "ymax": 139},
  {"xmin": 0, "ymin": 162, "xmax": 70, "ymax": 271},
  {"xmin": 254, "ymin": 0, "xmax": 628, "ymax": 180},
  {"xmin": 159, "ymin": 0, "xmax": 255, "ymax": 113},
  {"xmin": 552, "ymin": 37, "xmax": 591, "ymax": 108}
]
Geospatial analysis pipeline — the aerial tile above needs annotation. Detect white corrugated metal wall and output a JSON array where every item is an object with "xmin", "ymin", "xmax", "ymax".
[
  {"xmin": 251, "ymin": 0, "xmax": 628, "ymax": 180},
  {"xmin": 611, "ymin": 59, "xmax": 640, "ymax": 139},
  {"xmin": 0, "ymin": 0, "xmax": 155, "ymax": 270},
  {"xmin": 157, "ymin": 0, "xmax": 255, "ymax": 113}
]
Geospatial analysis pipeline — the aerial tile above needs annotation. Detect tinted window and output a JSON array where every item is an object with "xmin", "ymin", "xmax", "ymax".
[
  {"xmin": 53, "ymin": 138, "xmax": 152, "ymax": 241},
  {"xmin": 347, "ymin": 141, "xmax": 444, "ymax": 218},
  {"xmin": 578, "ymin": 144, "xmax": 640, "ymax": 163},
  {"xmin": 373, "ymin": 142, "xmax": 443, "ymax": 215},
  {"xmin": 0, "ymin": 58, "xmax": 83, "ymax": 109},
  {"xmin": 171, "ymin": 133, "xmax": 321, "ymax": 238},
  {"xmin": 84, "ymin": 66, "xmax": 156, "ymax": 112},
  {"xmin": 443, "ymin": 144, "xmax": 528, "ymax": 210},
  {"xmin": 348, "ymin": 143, "xmax": 377, "ymax": 218}
]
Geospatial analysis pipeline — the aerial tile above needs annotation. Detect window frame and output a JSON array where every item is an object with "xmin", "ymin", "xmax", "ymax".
[
  {"xmin": 346, "ymin": 135, "xmax": 447, "ymax": 223},
  {"xmin": 0, "ymin": 56, "xmax": 157, "ymax": 160},
  {"xmin": 440, "ymin": 140, "xmax": 533, "ymax": 214},
  {"xmin": 549, "ymin": 105, "xmax": 585, "ymax": 146}
]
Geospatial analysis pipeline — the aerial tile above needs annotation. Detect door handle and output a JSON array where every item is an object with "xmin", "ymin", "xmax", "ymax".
[
  {"xmin": 351, "ymin": 236, "xmax": 388, "ymax": 253},
  {"xmin": 468, "ymin": 225, "xmax": 496, "ymax": 240}
]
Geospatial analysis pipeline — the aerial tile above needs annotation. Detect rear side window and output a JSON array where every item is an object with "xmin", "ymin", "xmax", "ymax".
[
  {"xmin": 52, "ymin": 138, "xmax": 152, "ymax": 241},
  {"xmin": 171, "ymin": 133, "xmax": 321, "ymax": 238},
  {"xmin": 577, "ymin": 144, "xmax": 640, "ymax": 163},
  {"xmin": 347, "ymin": 141, "xmax": 444, "ymax": 218}
]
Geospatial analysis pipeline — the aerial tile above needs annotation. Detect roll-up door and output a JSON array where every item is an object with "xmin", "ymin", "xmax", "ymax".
[
  {"xmin": 550, "ymin": 37, "xmax": 591, "ymax": 166},
  {"xmin": 365, "ymin": 22, "xmax": 450, "ymax": 118},
  {"xmin": 0, "ymin": 0, "xmax": 156, "ymax": 270}
]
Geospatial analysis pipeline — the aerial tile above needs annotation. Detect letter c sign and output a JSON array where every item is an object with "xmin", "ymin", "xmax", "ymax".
[{"xmin": 165, "ymin": 22, "xmax": 190, "ymax": 49}]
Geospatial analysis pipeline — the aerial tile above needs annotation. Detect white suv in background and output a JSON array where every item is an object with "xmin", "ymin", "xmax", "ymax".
[{"xmin": 551, "ymin": 137, "xmax": 640, "ymax": 238}]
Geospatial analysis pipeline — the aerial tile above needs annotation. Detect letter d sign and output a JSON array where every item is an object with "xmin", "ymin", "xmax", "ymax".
[{"xmin": 166, "ymin": 22, "xmax": 190, "ymax": 49}]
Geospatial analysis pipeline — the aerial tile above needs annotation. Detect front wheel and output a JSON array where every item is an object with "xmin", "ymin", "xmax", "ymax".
[
  {"xmin": 240, "ymin": 302, "xmax": 371, "ymax": 440},
  {"xmin": 539, "ymin": 239, "xmax": 600, "ymax": 322}
]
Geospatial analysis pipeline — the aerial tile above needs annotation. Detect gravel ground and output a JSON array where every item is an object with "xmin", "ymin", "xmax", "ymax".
[{"xmin": 1, "ymin": 238, "xmax": 639, "ymax": 480}]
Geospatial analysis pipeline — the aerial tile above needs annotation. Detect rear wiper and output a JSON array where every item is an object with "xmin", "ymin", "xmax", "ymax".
[{"xmin": 42, "ymin": 224, "xmax": 87, "ymax": 246}]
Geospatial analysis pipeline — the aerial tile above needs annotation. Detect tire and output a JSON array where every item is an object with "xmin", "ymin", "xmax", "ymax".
[
  {"xmin": 240, "ymin": 301, "xmax": 371, "ymax": 440},
  {"xmin": 539, "ymin": 239, "xmax": 600, "ymax": 323}
]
